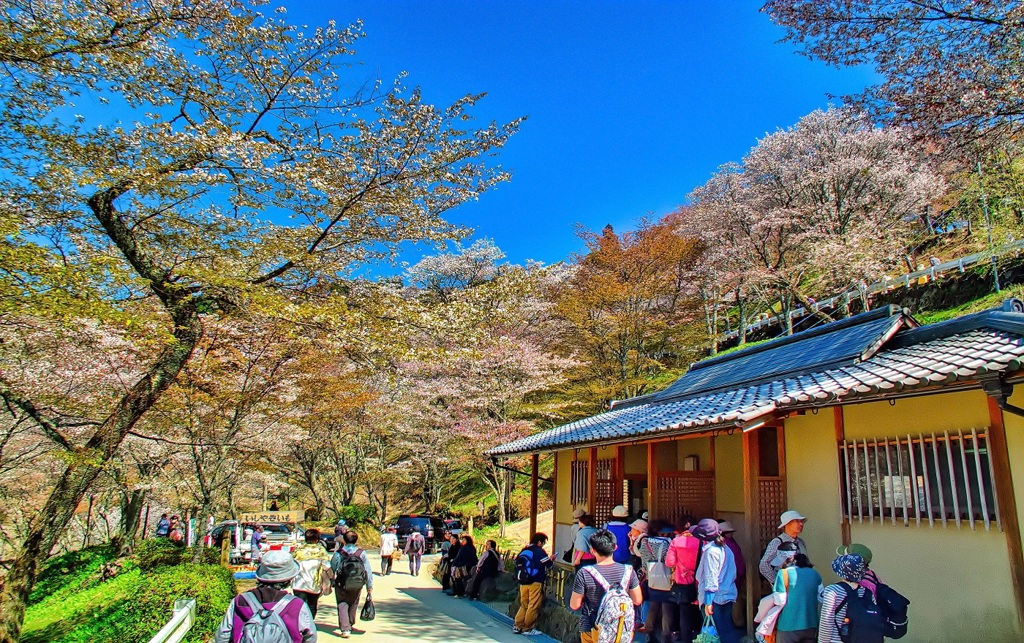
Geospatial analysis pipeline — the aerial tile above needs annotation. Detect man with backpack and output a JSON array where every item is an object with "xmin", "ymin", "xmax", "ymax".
[
  {"xmin": 569, "ymin": 528, "xmax": 643, "ymax": 643},
  {"xmin": 760, "ymin": 510, "xmax": 808, "ymax": 583},
  {"xmin": 404, "ymin": 525, "xmax": 426, "ymax": 576},
  {"xmin": 513, "ymin": 532, "xmax": 555, "ymax": 636},
  {"xmin": 214, "ymin": 550, "xmax": 317, "ymax": 643},
  {"xmin": 331, "ymin": 531, "xmax": 373, "ymax": 639}
]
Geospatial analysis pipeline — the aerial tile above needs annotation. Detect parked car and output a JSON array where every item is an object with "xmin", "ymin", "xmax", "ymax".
[
  {"xmin": 395, "ymin": 514, "xmax": 446, "ymax": 553},
  {"xmin": 443, "ymin": 518, "xmax": 464, "ymax": 535},
  {"xmin": 206, "ymin": 520, "xmax": 298, "ymax": 563}
]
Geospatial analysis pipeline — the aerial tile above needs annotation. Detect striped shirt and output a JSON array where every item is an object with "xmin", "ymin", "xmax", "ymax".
[
  {"xmin": 818, "ymin": 582, "xmax": 869, "ymax": 643},
  {"xmin": 572, "ymin": 563, "xmax": 640, "ymax": 632}
]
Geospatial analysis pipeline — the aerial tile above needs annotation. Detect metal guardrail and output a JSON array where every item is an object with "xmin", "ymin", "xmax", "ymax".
[
  {"xmin": 723, "ymin": 240, "xmax": 1024, "ymax": 341},
  {"xmin": 148, "ymin": 598, "xmax": 196, "ymax": 643}
]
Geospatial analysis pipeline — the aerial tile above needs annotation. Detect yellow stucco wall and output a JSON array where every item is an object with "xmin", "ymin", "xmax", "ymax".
[
  {"xmin": 624, "ymin": 444, "xmax": 647, "ymax": 474},
  {"xmin": 715, "ymin": 432, "xmax": 744, "ymax": 513},
  {"xmin": 783, "ymin": 391, "xmax": 1022, "ymax": 642},
  {"xmin": 781, "ymin": 411, "xmax": 843, "ymax": 580},
  {"xmin": 677, "ymin": 435, "xmax": 712, "ymax": 471},
  {"xmin": 554, "ymin": 449, "xmax": 574, "ymax": 524}
]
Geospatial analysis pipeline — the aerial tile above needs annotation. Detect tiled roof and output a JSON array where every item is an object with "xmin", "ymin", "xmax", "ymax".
[{"xmin": 488, "ymin": 306, "xmax": 1024, "ymax": 456}]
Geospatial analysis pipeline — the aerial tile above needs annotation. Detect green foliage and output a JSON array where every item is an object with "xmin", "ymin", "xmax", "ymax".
[
  {"xmin": 28, "ymin": 545, "xmax": 118, "ymax": 605},
  {"xmin": 335, "ymin": 503, "xmax": 376, "ymax": 525},
  {"xmin": 22, "ymin": 563, "xmax": 235, "ymax": 643},
  {"xmin": 136, "ymin": 538, "xmax": 187, "ymax": 571}
]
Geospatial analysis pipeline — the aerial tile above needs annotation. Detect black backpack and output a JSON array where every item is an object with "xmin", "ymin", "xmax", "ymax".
[
  {"xmin": 873, "ymin": 580, "xmax": 910, "ymax": 639},
  {"xmin": 836, "ymin": 585, "xmax": 885, "ymax": 643},
  {"xmin": 333, "ymin": 549, "xmax": 368, "ymax": 591}
]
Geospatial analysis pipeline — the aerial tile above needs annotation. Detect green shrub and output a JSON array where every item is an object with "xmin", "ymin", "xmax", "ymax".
[
  {"xmin": 22, "ymin": 563, "xmax": 236, "ymax": 643},
  {"xmin": 335, "ymin": 503, "xmax": 376, "ymax": 525},
  {"xmin": 136, "ymin": 537, "xmax": 186, "ymax": 570},
  {"xmin": 29, "ymin": 545, "xmax": 117, "ymax": 605}
]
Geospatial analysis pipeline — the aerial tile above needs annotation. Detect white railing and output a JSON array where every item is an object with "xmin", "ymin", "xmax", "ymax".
[
  {"xmin": 148, "ymin": 598, "xmax": 196, "ymax": 643},
  {"xmin": 723, "ymin": 240, "xmax": 1024, "ymax": 341}
]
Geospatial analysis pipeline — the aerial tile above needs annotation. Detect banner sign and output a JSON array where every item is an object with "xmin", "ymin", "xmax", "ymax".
[{"xmin": 239, "ymin": 510, "xmax": 304, "ymax": 524}]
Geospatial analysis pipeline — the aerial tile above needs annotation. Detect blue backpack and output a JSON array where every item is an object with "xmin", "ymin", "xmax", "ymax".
[{"xmin": 514, "ymin": 548, "xmax": 542, "ymax": 584}]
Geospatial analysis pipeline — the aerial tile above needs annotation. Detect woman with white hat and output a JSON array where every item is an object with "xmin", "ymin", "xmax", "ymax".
[
  {"xmin": 214, "ymin": 550, "xmax": 317, "ymax": 643},
  {"xmin": 759, "ymin": 509, "xmax": 808, "ymax": 584}
]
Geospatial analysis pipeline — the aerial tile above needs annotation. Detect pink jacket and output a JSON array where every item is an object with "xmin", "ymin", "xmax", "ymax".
[{"xmin": 665, "ymin": 533, "xmax": 700, "ymax": 585}]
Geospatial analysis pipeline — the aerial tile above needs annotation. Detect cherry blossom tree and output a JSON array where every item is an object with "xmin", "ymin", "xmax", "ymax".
[
  {"xmin": 763, "ymin": 0, "xmax": 1024, "ymax": 146},
  {"xmin": 0, "ymin": 1, "xmax": 519, "ymax": 636}
]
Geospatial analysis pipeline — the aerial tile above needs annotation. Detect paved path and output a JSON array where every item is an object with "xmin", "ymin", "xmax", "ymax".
[{"xmin": 311, "ymin": 551, "xmax": 548, "ymax": 643}]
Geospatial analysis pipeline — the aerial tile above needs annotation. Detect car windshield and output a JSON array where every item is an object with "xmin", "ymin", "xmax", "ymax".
[
  {"xmin": 257, "ymin": 523, "xmax": 291, "ymax": 535},
  {"xmin": 397, "ymin": 517, "xmax": 428, "ymax": 529}
]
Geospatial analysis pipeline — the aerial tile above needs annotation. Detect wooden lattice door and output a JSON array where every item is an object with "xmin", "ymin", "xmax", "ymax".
[
  {"xmin": 757, "ymin": 477, "xmax": 787, "ymax": 552},
  {"xmin": 593, "ymin": 458, "xmax": 616, "ymax": 525},
  {"xmin": 657, "ymin": 471, "xmax": 715, "ymax": 526}
]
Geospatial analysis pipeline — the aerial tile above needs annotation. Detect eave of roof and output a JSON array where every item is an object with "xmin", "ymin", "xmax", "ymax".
[{"xmin": 489, "ymin": 307, "xmax": 1024, "ymax": 457}]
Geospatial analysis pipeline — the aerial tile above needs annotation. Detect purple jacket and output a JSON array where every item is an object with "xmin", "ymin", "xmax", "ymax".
[{"xmin": 213, "ymin": 587, "xmax": 316, "ymax": 643}]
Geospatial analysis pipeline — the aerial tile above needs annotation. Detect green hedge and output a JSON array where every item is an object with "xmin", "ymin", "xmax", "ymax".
[
  {"xmin": 28, "ymin": 545, "xmax": 119, "ymax": 605},
  {"xmin": 136, "ymin": 538, "xmax": 218, "ymax": 571},
  {"xmin": 23, "ymin": 563, "xmax": 235, "ymax": 643}
]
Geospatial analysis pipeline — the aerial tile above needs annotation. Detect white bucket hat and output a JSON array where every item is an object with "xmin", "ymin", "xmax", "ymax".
[
  {"xmin": 255, "ymin": 550, "xmax": 299, "ymax": 584},
  {"xmin": 778, "ymin": 510, "xmax": 807, "ymax": 529},
  {"xmin": 611, "ymin": 505, "xmax": 629, "ymax": 518}
]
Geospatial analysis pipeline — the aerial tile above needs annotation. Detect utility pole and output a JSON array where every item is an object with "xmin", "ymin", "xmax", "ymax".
[{"xmin": 978, "ymin": 160, "xmax": 1001, "ymax": 292}]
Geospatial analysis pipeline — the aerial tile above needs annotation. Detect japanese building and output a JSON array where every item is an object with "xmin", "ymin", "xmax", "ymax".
[{"xmin": 490, "ymin": 302, "xmax": 1024, "ymax": 643}]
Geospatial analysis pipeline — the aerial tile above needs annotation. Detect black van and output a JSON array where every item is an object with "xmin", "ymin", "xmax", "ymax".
[{"xmin": 396, "ymin": 514, "xmax": 446, "ymax": 553}]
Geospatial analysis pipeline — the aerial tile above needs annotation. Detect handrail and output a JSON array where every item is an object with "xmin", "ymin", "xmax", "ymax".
[
  {"xmin": 722, "ymin": 240, "xmax": 1024, "ymax": 341},
  {"xmin": 148, "ymin": 598, "xmax": 196, "ymax": 643}
]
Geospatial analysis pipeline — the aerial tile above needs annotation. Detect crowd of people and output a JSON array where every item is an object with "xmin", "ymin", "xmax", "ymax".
[{"xmin": 543, "ymin": 505, "xmax": 903, "ymax": 643}]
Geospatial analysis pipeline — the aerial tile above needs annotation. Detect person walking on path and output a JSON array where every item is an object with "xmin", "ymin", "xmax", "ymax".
[
  {"xmin": 155, "ymin": 513, "xmax": 170, "ymax": 538},
  {"xmin": 292, "ymin": 528, "xmax": 333, "ymax": 619},
  {"xmin": 818, "ymin": 553, "xmax": 870, "ymax": 643},
  {"xmin": 572, "ymin": 514, "xmax": 598, "ymax": 571},
  {"xmin": 771, "ymin": 542, "xmax": 823, "ymax": 643},
  {"xmin": 693, "ymin": 518, "xmax": 742, "ymax": 643},
  {"xmin": 513, "ymin": 532, "xmax": 554, "ymax": 636},
  {"xmin": 331, "ymin": 531, "xmax": 373, "ymax": 639},
  {"xmin": 379, "ymin": 527, "xmax": 399, "ymax": 576},
  {"xmin": 603, "ymin": 505, "xmax": 633, "ymax": 564},
  {"xmin": 760, "ymin": 510, "xmax": 808, "ymax": 583},
  {"xmin": 214, "ymin": 550, "xmax": 317, "ymax": 643},
  {"xmin": 404, "ymin": 525, "xmax": 426, "ymax": 576},
  {"xmin": 469, "ymin": 539, "xmax": 500, "ymax": 601},
  {"xmin": 665, "ymin": 515, "xmax": 701, "ymax": 643},
  {"xmin": 450, "ymin": 534, "xmax": 478, "ymax": 598},
  {"xmin": 250, "ymin": 524, "xmax": 265, "ymax": 563},
  {"xmin": 569, "ymin": 528, "xmax": 643, "ymax": 643}
]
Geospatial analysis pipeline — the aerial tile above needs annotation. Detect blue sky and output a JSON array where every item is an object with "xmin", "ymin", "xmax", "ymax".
[{"xmin": 285, "ymin": 1, "xmax": 876, "ymax": 268}]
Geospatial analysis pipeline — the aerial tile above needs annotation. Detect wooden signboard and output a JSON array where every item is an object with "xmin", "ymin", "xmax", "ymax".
[{"xmin": 239, "ymin": 510, "xmax": 304, "ymax": 524}]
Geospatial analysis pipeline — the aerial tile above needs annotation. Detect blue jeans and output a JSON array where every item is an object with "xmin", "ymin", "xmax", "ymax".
[{"xmin": 711, "ymin": 602, "xmax": 741, "ymax": 643}]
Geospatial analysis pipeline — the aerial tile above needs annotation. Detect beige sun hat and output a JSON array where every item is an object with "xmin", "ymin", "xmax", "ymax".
[{"xmin": 611, "ymin": 505, "xmax": 629, "ymax": 518}]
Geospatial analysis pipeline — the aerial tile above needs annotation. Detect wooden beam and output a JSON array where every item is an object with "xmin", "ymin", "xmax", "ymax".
[
  {"xmin": 742, "ymin": 429, "xmax": 761, "ymax": 637},
  {"xmin": 987, "ymin": 396, "xmax": 1024, "ymax": 628},
  {"xmin": 648, "ymin": 442, "xmax": 659, "ymax": 520},
  {"xmin": 834, "ymin": 407, "xmax": 851, "ymax": 547},
  {"xmin": 588, "ymin": 447, "xmax": 598, "ymax": 516},
  {"xmin": 529, "ymin": 453, "xmax": 540, "ymax": 537},
  {"xmin": 709, "ymin": 434, "xmax": 716, "ymax": 471}
]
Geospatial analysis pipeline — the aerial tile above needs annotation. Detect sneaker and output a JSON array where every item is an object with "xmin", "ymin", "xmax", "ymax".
[
  {"xmin": 340, "ymin": 632, "xmax": 351, "ymax": 639},
  {"xmin": 522, "ymin": 629, "xmax": 543, "ymax": 636},
  {"xmin": 512, "ymin": 628, "xmax": 523, "ymax": 635}
]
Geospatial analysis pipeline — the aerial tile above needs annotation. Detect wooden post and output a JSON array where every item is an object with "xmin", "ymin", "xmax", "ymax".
[
  {"xmin": 709, "ymin": 435, "xmax": 716, "ymax": 472},
  {"xmin": 834, "ymin": 407, "xmax": 851, "ymax": 546},
  {"xmin": 648, "ymin": 442, "xmax": 659, "ymax": 520},
  {"xmin": 987, "ymin": 397, "xmax": 1024, "ymax": 627},
  {"xmin": 742, "ymin": 429, "xmax": 761, "ymax": 637},
  {"xmin": 615, "ymin": 445, "xmax": 626, "ymax": 512},
  {"xmin": 588, "ymin": 447, "xmax": 598, "ymax": 516},
  {"xmin": 529, "ymin": 453, "xmax": 540, "ymax": 538}
]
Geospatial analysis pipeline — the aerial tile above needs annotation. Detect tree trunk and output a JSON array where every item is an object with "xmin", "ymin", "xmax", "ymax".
[
  {"xmin": 82, "ymin": 494, "xmax": 95, "ymax": 549},
  {"xmin": 111, "ymin": 489, "xmax": 147, "ymax": 555},
  {"xmin": 736, "ymin": 289, "xmax": 747, "ymax": 346},
  {"xmin": 0, "ymin": 300, "xmax": 200, "ymax": 643}
]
